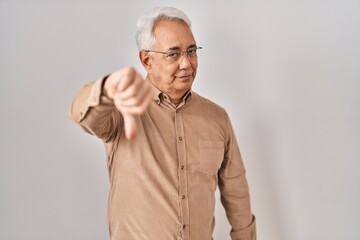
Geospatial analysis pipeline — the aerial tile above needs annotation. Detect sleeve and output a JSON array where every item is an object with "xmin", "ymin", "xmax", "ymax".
[
  {"xmin": 68, "ymin": 76, "xmax": 123, "ymax": 143},
  {"xmin": 218, "ymin": 112, "xmax": 256, "ymax": 240}
]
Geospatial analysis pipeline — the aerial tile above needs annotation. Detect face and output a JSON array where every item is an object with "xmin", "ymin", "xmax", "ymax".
[{"xmin": 141, "ymin": 20, "xmax": 198, "ymax": 101}]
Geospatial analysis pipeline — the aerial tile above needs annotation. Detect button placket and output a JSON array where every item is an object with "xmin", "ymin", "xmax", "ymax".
[{"xmin": 174, "ymin": 109, "xmax": 189, "ymax": 239}]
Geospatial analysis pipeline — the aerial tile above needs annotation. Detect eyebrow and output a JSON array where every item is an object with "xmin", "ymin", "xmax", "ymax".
[{"xmin": 167, "ymin": 44, "xmax": 197, "ymax": 51}]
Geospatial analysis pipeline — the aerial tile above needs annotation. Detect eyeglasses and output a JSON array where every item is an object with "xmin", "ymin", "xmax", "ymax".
[{"xmin": 144, "ymin": 46, "xmax": 202, "ymax": 63}]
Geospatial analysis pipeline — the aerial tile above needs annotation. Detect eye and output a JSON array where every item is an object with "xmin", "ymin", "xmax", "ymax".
[
  {"xmin": 187, "ymin": 49, "xmax": 197, "ymax": 56},
  {"xmin": 166, "ymin": 52, "xmax": 180, "ymax": 58}
]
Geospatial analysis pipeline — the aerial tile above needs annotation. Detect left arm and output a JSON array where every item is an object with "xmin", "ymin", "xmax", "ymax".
[{"xmin": 218, "ymin": 113, "xmax": 256, "ymax": 240}]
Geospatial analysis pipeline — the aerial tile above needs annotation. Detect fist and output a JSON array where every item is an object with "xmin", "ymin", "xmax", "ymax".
[{"xmin": 104, "ymin": 67, "xmax": 152, "ymax": 139}]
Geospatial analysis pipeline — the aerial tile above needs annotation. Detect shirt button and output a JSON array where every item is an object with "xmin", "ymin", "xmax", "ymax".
[
  {"xmin": 176, "ymin": 109, "xmax": 179, "ymax": 113},
  {"xmin": 179, "ymin": 137, "xmax": 182, "ymax": 141},
  {"xmin": 182, "ymin": 195, "xmax": 186, "ymax": 199},
  {"xmin": 155, "ymin": 99, "xmax": 160, "ymax": 104},
  {"xmin": 181, "ymin": 165, "xmax": 184, "ymax": 170},
  {"xmin": 183, "ymin": 224, "xmax": 186, "ymax": 229}
]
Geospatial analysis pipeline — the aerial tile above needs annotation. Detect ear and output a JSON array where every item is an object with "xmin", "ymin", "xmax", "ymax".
[{"xmin": 139, "ymin": 51, "xmax": 152, "ymax": 71}]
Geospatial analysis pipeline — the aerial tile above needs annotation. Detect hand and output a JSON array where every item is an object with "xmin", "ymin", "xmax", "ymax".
[{"xmin": 104, "ymin": 67, "xmax": 152, "ymax": 140}]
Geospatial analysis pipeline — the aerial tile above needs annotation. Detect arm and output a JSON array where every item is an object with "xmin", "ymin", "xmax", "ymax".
[
  {"xmin": 218, "ymin": 113, "xmax": 256, "ymax": 240},
  {"xmin": 69, "ymin": 75, "xmax": 121, "ymax": 142},
  {"xmin": 69, "ymin": 67, "xmax": 152, "ymax": 141}
]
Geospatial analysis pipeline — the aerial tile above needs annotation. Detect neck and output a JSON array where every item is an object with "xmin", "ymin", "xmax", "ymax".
[
  {"xmin": 147, "ymin": 75, "xmax": 189, "ymax": 106},
  {"xmin": 170, "ymin": 97, "xmax": 182, "ymax": 106}
]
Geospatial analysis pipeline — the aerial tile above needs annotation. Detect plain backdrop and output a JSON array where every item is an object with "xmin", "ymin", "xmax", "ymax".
[{"xmin": 1, "ymin": 0, "xmax": 359, "ymax": 239}]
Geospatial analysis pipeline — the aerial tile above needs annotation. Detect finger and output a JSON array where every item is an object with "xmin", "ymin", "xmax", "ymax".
[
  {"xmin": 123, "ymin": 114, "xmax": 137, "ymax": 140},
  {"xmin": 116, "ymin": 90, "xmax": 152, "ymax": 115},
  {"xmin": 104, "ymin": 69, "xmax": 130, "ymax": 99},
  {"xmin": 116, "ymin": 81, "xmax": 151, "ymax": 107},
  {"xmin": 115, "ymin": 86, "xmax": 152, "ymax": 115},
  {"xmin": 104, "ymin": 76, "xmax": 120, "ymax": 99},
  {"xmin": 116, "ymin": 73, "xmax": 144, "ymax": 100},
  {"xmin": 116, "ymin": 68, "xmax": 136, "ymax": 92}
]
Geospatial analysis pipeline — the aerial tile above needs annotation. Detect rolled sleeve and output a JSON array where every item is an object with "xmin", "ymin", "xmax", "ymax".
[
  {"xmin": 230, "ymin": 215, "xmax": 256, "ymax": 240},
  {"xmin": 69, "ymin": 75, "xmax": 122, "ymax": 142},
  {"xmin": 69, "ymin": 76, "xmax": 111, "ymax": 123}
]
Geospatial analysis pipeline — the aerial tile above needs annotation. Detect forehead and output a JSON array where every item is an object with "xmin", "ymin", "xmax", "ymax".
[{"xmin": 153, "ymin": 20, "xmax": 196, "ymax": 49}]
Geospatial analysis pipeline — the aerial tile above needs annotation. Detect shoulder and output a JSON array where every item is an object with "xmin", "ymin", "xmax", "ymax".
[
  {"xmin": 188, "ymin": 91, "xmax": 233, "ymax": 141},
  {"xmin": 190, "ymin": 91, "xmax": 227, "ymax": 115}
]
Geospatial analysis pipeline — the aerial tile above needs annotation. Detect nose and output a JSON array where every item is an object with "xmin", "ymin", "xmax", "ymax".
[{"xmin": 179, "ymin": 53, "xmax": 191, "ymax": 69}]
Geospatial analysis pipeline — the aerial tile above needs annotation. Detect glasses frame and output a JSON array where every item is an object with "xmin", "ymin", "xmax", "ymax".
[{"xmin": 143, "ymin": 46, "xmax": 202, "ymax": 63}]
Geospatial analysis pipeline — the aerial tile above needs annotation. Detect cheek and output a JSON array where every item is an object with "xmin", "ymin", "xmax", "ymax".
[
  {"xmin": 163, "ymin": 65, "xmax": 178, "ymax": 77},
  {"xmin": 153, "ymin": 63, "xmax": 167, "ymax": 77},
  {"xmin": 153, "ymin": 65, "xmax": 177, "ymax": 84},
  {"xmin": 191, "ymin": 62, "xmax": 198, "ymax": 72},
  {"xmin": 191, "ymin": 58, "xmax": 198, "ymax": 67}
]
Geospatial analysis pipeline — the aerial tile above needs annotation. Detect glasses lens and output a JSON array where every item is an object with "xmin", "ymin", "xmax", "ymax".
[
  {"xmin": 165, "ymin": 52, "xmax": 181, "ymax": 62},
  {"xmin": 161, "ymin": 47, "xmax": 203, "ymax": 62}
]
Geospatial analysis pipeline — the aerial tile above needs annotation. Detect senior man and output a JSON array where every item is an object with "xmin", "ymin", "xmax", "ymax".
[{"xmin": 69, "ymin": 7, "xmax": 256, "ymax": 240}]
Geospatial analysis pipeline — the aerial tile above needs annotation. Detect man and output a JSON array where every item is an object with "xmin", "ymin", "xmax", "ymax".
[{"xmin": 69, "ymin": 7, "xmax": 256, "ymax": 240}]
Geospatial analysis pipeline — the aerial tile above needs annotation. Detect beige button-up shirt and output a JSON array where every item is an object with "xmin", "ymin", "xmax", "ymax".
[{"xmin": 69, "ymin": 77, "xmax": 256, "ymax": 240}]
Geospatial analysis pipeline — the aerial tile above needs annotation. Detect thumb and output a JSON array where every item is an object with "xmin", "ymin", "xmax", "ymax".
[{"xmin": 123, "ymin": 114, "xmax": 137, "ymax": 140}]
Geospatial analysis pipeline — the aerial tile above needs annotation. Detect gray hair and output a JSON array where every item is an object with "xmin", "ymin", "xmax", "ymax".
[{"xmin": 135, "ymin": 7, "xmax": 192, "ymax": 50}]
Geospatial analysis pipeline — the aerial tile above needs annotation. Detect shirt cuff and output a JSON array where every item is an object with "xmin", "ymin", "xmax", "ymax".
[
  {"xmin": 230, "ymin": 215, "xmax": 256, "ymax": 240},
  {"xmin": 69, "ymin": 75, "xmax": 113, "ymax": 124}
]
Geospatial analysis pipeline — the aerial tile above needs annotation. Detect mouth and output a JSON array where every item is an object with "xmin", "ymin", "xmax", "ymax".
[
  {"xmin": 175, "ymin": 74, "xmax": 192, "ymax": 79},
  {"xmin": 179, "ymin": 75, "xmax": 190, "ymax": 78},
  {"xmin": 175, "ymin": 75, "xmax": 192, "ymax": 83}
]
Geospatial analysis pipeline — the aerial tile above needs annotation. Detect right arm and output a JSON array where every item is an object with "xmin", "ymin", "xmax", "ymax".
[{"xmin": 69, "ymin": 67, "xmax": 152, "ymax": 142}]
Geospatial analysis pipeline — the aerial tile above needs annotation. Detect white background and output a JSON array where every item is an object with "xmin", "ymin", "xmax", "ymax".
[{"xmin": 1, "ymin": 0, "xmax": 359, "ymax": 239}]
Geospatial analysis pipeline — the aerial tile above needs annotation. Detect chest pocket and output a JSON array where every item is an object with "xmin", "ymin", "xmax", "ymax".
[{"xmin": 199, "ymin": 140, "xmax": 225, "ymax": 176}]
